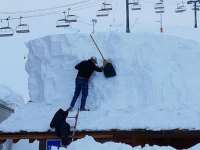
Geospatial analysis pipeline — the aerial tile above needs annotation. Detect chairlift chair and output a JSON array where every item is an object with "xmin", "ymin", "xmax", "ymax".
[
  {"xmin": 0, "ymin": 27, "xmax": 14, "ymax": 37},
  {"xmin": 15, "ymin": 17, "xmax": 29, "ymax": 33},
  {"xmin": 101, "ymin": 3, "xmax": 112, "ymax": 11},
  {"xmin": 131, "ymin": 4, "xmax": 141, "ymax": 10},
  {"xmin": 56, "ymin": 19, "xmax": 70, "ymax": 27},
  {"xmin": 0, "ymin": 18, "xmax": 14, "ymax": 37},
  {"xmin": 16, "ymin": 24, "xmax": 29, "ymax": 33},
  {"xmin": 56, "ymin": 12, "xmax": 70, "ymax": 27},
  {"xmin": 175, "ymin": 2, "xmax": 186, "ymax": 13},
  {"xmin": 66, "ymin": 15, "xmax": 77, "ymax": 22},
  {"xmin": 66, "ymin": 8, "xmax": 77, "ymax": 22},
  {"xmin": 16, "ymin": 17, "xmax": 30, "ymax": 33},
  {"xmin": 96, "ymin": 9, "xmax": 109, "ymax": 17}
]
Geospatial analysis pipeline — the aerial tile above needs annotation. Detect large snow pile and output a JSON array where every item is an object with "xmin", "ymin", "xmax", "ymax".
[
  {"xmin": 1, "ymin": 32, "xmax": 200, "ymax": 132},
  {"xmin": 26, "ymin": 32, "xmax": 200, "ymax": 110},
  {"xmin": 0, "ymin": 84, "xmax": 24, "ymax": 110}
]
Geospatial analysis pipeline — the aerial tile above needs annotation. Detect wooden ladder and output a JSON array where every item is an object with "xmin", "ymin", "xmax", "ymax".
[{"xmin": 67, "ymin": 108, "xmax": 80, "ymax": 142}]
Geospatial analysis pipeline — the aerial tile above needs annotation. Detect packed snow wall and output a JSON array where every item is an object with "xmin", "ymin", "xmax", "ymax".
[{"xmin": 26, "ymin": 32, "xmax": 200, "ymax": 111}]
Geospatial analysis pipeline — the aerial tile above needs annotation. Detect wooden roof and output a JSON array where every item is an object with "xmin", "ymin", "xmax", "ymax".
[{"xmin": 1, "ymin": 129, "xmax": 200, "ymax": 149}]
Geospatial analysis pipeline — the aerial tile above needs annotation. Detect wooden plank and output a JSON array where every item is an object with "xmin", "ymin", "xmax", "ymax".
[
  {"xmin": 29, "ymin": 139, "xmax": 36, "ymax": 143},
  {"xmin": 0, "ymin": 140, "xmax": 6, "ymax": 144}
]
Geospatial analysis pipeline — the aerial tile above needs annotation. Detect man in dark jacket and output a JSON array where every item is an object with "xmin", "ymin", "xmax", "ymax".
[
  {"xmin": 68, "ymin": 56, "xmax": 107, "ymax": 111},
  {"xmin": 50, "ymin": 108, "xmax": 70, "ymax": 148}
]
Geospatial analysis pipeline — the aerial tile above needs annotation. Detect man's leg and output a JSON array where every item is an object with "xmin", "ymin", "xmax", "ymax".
[
  {"xmin": 80, "ymin": 81, "xmax": 88, "ymax": 109},
  {"xmin": 70, "ymin": 79, "xmax": 81, "ymax": 107}
]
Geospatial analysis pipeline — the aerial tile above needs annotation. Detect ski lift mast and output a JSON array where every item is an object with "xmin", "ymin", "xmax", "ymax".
[
  {"xmin": 187, "ymin": 0, "xmax": 200, "ymax": 28},
  {"xmin": 126, "ymin": 0, "xmax": 141, "ymax": 33},
  {"xmin": 155, "ymin": 0, "xmax": 164, "ymax": 33}
]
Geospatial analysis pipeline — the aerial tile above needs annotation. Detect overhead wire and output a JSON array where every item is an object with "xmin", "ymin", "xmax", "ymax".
[
  {"xmin": 0, "ymin": 0, "xmax": 113, "ymax": 20},
  {"xmin": 0, "ymin": 0, "xmax": 91, "ymax": 15}
]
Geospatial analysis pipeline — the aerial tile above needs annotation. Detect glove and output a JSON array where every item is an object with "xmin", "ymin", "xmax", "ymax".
[{"xmin": 103, "ymin": 59, "xmax": 108, "ymax": 66}]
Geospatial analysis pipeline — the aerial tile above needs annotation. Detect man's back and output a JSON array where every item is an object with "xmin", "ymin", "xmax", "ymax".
[{"xmin": 75, "ymin": 60, "xmax": 102, "ymax": 80}]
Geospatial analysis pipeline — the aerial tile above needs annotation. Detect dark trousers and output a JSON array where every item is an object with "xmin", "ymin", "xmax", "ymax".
[
  {"xmin": 70, "ymin": 78, "xmax": 88, "ymax": 109},
  {"xmin": 60, "ymin": 122, "xmax": 70, "ymax": 146}
]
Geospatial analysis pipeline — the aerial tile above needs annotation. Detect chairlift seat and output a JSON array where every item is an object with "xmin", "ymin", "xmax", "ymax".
[
  {"xmin": 66, "ymin": 15, "xmax": 77, "ymax": 22},
  {"xmin": 155, "ymin": 7, "xmax": 164, "ymax": 13},
  {"xmin": 0, "ymin": 27, "xmax": 14, "ymax": 37},
  {"xmin": 96, "ymin": 9, "xmax": 109, "ymax": 17},
  {"xmin": 175, "ymin": 6, "xmax": 186, "ymax": 13},
  {"xmin": 56, "ymin": 19, "xmax": 70, "ymax": 27}
]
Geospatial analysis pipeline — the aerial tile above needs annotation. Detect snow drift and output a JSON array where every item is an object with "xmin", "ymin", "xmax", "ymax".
[
  {"xmin": 26, "ymin": 32, "xmax": 200, "ymax": 111},
  {"xmin": 0, "ymin": 84, "xmax": 24, "ymax": 110},
  {"xmin": 1, "ymin": 32, "xmax": 200, "ymax": 132}
]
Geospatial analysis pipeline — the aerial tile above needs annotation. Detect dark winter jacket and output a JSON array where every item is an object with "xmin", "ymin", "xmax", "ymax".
[
  {"xmin": 50, "ymin": 109, "xmax": 70, "ymax": 137},
  {"xmin": 75, "ymin": 59, "xmax": 103, "ymax": 80}
]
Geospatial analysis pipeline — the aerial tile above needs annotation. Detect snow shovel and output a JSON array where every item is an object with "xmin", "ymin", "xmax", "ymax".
[{"xmin": 90, "ymin": 34, "xmax": 116, "ymax": 78}]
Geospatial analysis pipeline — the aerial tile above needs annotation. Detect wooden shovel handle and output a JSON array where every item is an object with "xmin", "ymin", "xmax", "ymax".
[{"xmin": 90, "ymin": 35, "xmax": 105, "ymax": 60}]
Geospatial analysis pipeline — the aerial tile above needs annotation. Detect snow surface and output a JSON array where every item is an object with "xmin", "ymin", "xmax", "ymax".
[
  {"xmin": 51, "ymin": 136, "xmax": 200, "ymax": 150},
  {"xmin": 1, "ymin": 0, "xmax": 200, "ymax": 149},
  {"xmin": 0, "ymin": 84, "xmax": 24, "ymax": 110},
  {"xmin": 1, "ymin": 32, "xmax": 200, "ymax": 132}
]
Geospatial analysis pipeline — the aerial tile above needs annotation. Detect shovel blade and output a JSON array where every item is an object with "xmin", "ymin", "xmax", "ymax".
[{"xmin": 103, "ymin": 63, "xmax": 116, "ymax": 78}]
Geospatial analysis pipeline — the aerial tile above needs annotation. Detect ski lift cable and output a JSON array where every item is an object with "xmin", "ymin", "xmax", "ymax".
[
  {"xmin": 69, "ymin": 0, "xmax": 103, "ymax": 10},
  {"xmin": 0, "ymin": 0, "xmax": 115, "ymax": 21},
  {"xmin": 3, "ymin": 0, "xmax": 109, "ymax": 19},
  {"xmin": 140, "ymin": 0, "xmax": 186, "ymax": 5},
  {"xmin": 0, "ymin": 0, "xmax": 90, "ymax": 15},
  {"xmin": 130, "ymin": 17, "xmax": 139, "ymax": 31},
  {"xmin": 113, "ymin": 1, "xmax": 117, "ymax": 22},
  {"xmin": 71, "ymin": 0, "xmax": 115, "ymax": 12}
]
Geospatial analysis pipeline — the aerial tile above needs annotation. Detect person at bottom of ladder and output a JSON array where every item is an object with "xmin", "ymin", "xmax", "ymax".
[{"xmin": 68, "ymin": 56, "xmax": 107, "ymax": 111}]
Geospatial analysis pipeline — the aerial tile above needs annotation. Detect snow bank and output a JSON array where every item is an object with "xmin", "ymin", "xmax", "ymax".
[
  {"xmin": 0, "ymin": 84, "xmax": 24, "ymax": 110},
  {"xmin": 26, "ymin": 32, "xmax": 200, "ymax": 111},
  {"xmin": 1, "ymin": 32, "xmax": 200, "ymax": 132}
]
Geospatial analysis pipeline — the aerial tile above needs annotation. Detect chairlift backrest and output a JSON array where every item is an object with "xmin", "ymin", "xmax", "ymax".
[
  {"xmin": 56, "ymin": 19, "xmax": 70, "ymax": 27},
  {"xmin": 131, "ymin": 4, "xmax": 141, "ymax": 10},
  {"xmin": 96, "ymin": 9, "xmax": 109, "ymax": 17},
  {"xmin": 101, "ymin": 3, "xmax": 112, "ymax": 11},
  {"xmin": 67, "ymin": 15, "xmax": 77, "ymax": 22},
  {"xmin": 129, "ymin": 0, "xmax": 139, "ymax": 5},
  {"xmin": 154, "ymin": 3, "xmax": 164, "ymax": 9}
]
